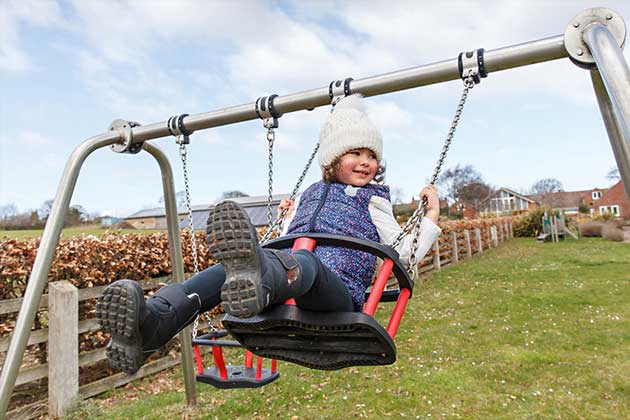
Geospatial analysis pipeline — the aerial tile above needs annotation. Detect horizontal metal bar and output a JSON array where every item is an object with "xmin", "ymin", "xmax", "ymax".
[{"xmin": 130, "ymin": 35, "xmax": 567, "ymax": 144}]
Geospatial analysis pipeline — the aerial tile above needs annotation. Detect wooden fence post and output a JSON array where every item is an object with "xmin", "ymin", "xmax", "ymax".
[
  {"xmin": 475, "ymin": 228, "xmax": 483, "ymax": 254},
  {"xmin": 450, "ymin": 231, "xmax": 459, "ymax": 264},
  {"xmin": 464, "ymin": 229, "xmax": 472, "ymax": 258},
  {"xmin": 492, "ymin": 226, "xmax": 499, "ymax": 247},
  {"xmin": 509, "ymin": 221, "xmax": 513, "ymax": 238},
  {"xmin": 433, "ymin": 240, "xmax": 441, "ymax": 270},
  {"xmin": 48, "ymin": 281, "xmax": 79, "ymax": 418}
]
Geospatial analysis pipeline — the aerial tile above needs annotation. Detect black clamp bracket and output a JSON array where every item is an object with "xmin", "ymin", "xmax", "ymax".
[
  {"xmin": 167, "ymin": 114, "xmax": 193, "ymax": 145},
  {"xmin": 109, "ymin": 119, "xmax": 143, "ymax": 154},
  {"xmin": 457, "ymin": 49, "xmax": 487, "ymax": 84},
  {"xmin": 255, "ymin": 94, "xmax": 282, "ymax": 129},
  {"xmin": 328, "ymin": 77, "xmax": 353, "ymax": 108}
]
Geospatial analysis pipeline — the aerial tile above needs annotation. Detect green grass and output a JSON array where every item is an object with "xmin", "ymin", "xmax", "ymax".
[
  {"xmin": 0, "ymin": 226, "xmax": 165, "ymax": 240},
  {"xmin": 68, "ymin": 238, "xmax": 629, "ymax": 419}
]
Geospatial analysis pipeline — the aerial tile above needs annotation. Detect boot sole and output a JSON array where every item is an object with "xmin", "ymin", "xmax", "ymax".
[
  {"xmin": 206, "ymin": 201, "xmax": 265, "ymax": 318},
  {"xmin": 95, "ymin": 280, "xmax": 144, "ymax": 375}
]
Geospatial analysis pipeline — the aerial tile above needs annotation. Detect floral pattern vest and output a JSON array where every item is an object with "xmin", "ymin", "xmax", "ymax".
[{"xmin": 286, "ymin": 181, "xmax": 391, "ymax": 310}]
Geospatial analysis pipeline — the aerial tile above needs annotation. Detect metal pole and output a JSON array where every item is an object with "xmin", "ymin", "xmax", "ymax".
[
  {"xmin": 584, "ymin": 24, "xmax": 630, "ymax": 200},
  {"xmin": 142, "ymin": 143, "xmax": 197, "ymax": 405},
  {"xmin": 0, "ymin": 133, "xmax": 119, "ymax": 416},
  {"xmin": 125, "ymin": 35, "xmax": 567, "ymax": 145}
]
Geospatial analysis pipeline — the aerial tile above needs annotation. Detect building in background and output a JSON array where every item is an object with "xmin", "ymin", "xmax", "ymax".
[{"xmin": 125, "ymin": 194, "xmax": 291, "ymax": 230}]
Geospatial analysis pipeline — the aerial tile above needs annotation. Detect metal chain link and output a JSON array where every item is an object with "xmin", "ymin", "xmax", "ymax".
[
  {"xmin": 260, "ymin": 141, "xmax": 320, "ymax": 243},
  {"xmin": 393, "ymin": 76, "xmax": 476, "ymax": 278},
  {"xmin": 178, "ymin": 141, "xmax": 203, "ymax": 338},
  {"xmin": 265, "ymin": 122, "xmax": 275, "ymax": 231}
]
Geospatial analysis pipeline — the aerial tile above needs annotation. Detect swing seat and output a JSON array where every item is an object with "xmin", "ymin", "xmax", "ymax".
[
  {"xmin": 193, "ymin": 331, "xmax": 279, "ymax": 388},
  {"xmin": 196, "ymin": 365, "xmax": 279, "ymax": 389},
  {"xmin": 222, "ymin": 233, "xmax": 414, "ymax": 371},
  {"xmin": 223, "ymin": 305, "xmax": 395, "ymax": 370}
]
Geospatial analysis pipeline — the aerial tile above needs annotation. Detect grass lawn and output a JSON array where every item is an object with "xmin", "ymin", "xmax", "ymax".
[
  {"xmin": 68, "ymin": 238, "xmax": 629, "ymax": 419},
  {"xmin": 0, "ymin": 226, "xmax": 165, "ymax": 241}
]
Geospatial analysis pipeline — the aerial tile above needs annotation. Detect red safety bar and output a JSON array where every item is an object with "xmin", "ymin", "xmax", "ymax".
[{"xmin": 290, "ymin": 236, "xmax": 410, "ymax": 339}]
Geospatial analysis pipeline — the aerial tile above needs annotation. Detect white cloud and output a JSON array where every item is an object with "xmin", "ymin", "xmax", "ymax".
[{"xmin": 0, "ymin": 0, "xmax": 64, "ymax": 72}]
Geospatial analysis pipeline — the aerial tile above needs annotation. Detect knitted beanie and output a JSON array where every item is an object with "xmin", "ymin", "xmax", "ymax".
[{"xmin": 318, "ymin": 94, "xmax": 383, "ymax": 168}]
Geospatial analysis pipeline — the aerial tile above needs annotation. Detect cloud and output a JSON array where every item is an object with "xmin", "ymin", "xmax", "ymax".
[{"xmin": 0, "ymin": 0, "xmax": 64, "ymax": 72}]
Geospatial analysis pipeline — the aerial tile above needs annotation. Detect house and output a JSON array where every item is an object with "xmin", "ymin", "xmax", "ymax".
[
  {"xmin": 527, "ymin": 190, "xmax": 591, "ymax": 215},
  {"xmin": 527, "ymin": 182, "xmax": 629, "ymax": 217},
  {"xmin": 125, "ymin": 194, "xmax": 291, "ymax": 230},
  {"xmin": 100, "ymin": 216, "xmax": 124, "ymax": 226},
  {"xmin": 593, "ymin": 181, "xmax": 629, "ymax": 217},
  {"xmin": 478, "ymin": 188, "xmax": 536, "ymax": 217}
]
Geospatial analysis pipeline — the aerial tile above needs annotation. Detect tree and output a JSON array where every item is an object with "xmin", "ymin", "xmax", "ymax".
[
  {"xmin": 530, "ymin": 178, "xmax": 563, "ymax": 195},
  {"xmin": 437, "ymin": 164, "xmax": 485, "ymax": 203},
  {"xmin": 436, "ymin": 164, "xmax": 494, "ymax": 217},
  {"xmin": 0, "ymin": 203, "xmax": 17, "ymax": 220},
  {"xmin": 607, "ymin": 166, "xmax": 620, "ymax": 182},
  {"xmin": 38, "ymin": 199, "xmax": 54, "ymax": 221}
]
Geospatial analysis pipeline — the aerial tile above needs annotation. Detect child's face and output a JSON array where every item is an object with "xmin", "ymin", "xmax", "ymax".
[{"xmin": 336, "ymin": 148, "xmax": 379, "ymax": 187}]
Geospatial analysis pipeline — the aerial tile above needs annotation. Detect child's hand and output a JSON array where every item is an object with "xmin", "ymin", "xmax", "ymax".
[
  {"xmin": 420, "ymin": 185, "xmax": 439, "ymax": 224},
  {"xmin": 277, "ymin": 199, "xmax": 295, "ymax": 219}
]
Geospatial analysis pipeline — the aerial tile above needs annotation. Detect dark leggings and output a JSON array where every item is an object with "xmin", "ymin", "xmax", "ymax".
[{"xmin": 182, "ymin": 249, "xmax": 355, "ymax": 313}]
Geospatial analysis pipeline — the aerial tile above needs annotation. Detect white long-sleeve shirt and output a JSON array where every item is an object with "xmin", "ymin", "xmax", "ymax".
[{"xmin": 281, "ymin": 195, "xmax": 441, "ymax": 267}]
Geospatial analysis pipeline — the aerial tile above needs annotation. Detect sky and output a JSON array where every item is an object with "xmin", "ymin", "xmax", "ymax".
[{"xmin": 2, "ymin": 0, "xmax": 630, "ymax": 218}]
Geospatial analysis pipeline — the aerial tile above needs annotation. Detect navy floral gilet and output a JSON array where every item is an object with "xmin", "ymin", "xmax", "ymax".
[{"xmin": 286, "ymin": 181, "xmax": 391, "ymax": 311}]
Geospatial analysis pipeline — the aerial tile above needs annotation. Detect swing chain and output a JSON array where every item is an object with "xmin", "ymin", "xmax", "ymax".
[
  {"xmin": 394, "ymin": 74, "xmax": 476, "ymax": 278},
  {"xmin": 168, "ymin": 113, "xmax": 203, "ymax": 338},
  {"xmin": 265, "ymin": 118, "xmax": 277, "ymax": 232},
  {"xmin": 260, "ymin": 141, "xmax": 320, "ymax": 243}
]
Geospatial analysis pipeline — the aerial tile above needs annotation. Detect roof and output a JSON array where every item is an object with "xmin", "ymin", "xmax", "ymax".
[
  {"xmin": 497, "ymin": 187, "xmax": 536, "ymax": 203},
  {"xmin": 181, "ymin": 205, "xmax": 282, "ymax": 229},
  {"xmin": 527, "ymin": 190, "xmax": 590, "ymax": 209},
  {"xmin": 125, "ymin": 194, "xmax": 291, "ymax": 219}
]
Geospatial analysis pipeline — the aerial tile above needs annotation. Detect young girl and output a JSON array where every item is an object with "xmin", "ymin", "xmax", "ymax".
[{"xmin": 97, "ymin": 94, "xmax": 441, "ymax": 374}]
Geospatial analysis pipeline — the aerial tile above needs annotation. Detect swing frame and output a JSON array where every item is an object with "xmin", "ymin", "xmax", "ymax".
[{"xmin": 2, "ymin": 7, "xmax": 630, "ymax": 413}]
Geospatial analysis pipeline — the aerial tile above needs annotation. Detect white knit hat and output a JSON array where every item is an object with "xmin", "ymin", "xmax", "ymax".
[{"xmin": 318, "ymin": 94, "xmax": 383, "ymax": 168}]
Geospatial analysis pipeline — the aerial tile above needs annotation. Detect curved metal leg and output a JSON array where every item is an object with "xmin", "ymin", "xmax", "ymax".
[
  {"xmin": 0, "ymin": 134, "xmax": 118, "ymax": 416},
  {"xmin": 142, "ymin": 143, "xmax": 196, "ymax": 405},
  {"xmin": 584, "ymin": 24, "xmax": 630, "ymax": 200}
]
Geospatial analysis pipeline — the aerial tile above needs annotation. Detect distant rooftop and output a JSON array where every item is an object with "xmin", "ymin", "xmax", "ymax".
[{"xmin": 126, "ymin": 194, "xmax": 291, "ymax": 219}]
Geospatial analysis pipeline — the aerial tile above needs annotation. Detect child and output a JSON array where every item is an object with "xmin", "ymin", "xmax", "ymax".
[{"xmin": 96, "ymin": 94, "xmax": 441, "ymax": 374}]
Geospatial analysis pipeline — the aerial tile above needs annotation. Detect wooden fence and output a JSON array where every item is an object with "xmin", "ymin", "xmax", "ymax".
[{"xmin": 2, "ymin": 219, "xmax": 513, "ymax": 419}]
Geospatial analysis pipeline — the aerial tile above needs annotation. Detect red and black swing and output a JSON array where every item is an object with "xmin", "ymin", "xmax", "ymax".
[
  {"xmin": 186, "ymin": 50, "xmax": 483, "ymax": 380},
  {"xmin": 222, "ymin": 51, "xmax": 485, "ymax": 371}
]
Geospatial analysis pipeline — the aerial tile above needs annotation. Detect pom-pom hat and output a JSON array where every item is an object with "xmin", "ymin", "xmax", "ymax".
[{"xmin": 318, "ymin": 94, "xmax": 383, "ymax": 168}]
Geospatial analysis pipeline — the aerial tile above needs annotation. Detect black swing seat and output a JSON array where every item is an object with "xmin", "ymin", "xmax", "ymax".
[
  {"xmin": 196, "ymin": 365, "xmax": 279, "ymax": 389},
  {"xmin": 193, "ymin": 330, "xmax": 280, "ymax": 388},
  {"xmin": 222, "ymin": 233, "xmax": 414, "ymax": 371}
]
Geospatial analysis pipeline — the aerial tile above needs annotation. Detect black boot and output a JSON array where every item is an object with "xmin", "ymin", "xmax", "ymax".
[
  {"xmin": 96, "ymin": 280, "xmax": 201, "ymax": 374},
  {"xmin": 206, "ymin": 201, "xmax": 301, "ymax": 318}
]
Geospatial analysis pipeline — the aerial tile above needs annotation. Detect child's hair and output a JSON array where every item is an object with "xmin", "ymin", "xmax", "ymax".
[{"xmin": 322, "ymin": 158, "xmax": 342, "ymax": 183}]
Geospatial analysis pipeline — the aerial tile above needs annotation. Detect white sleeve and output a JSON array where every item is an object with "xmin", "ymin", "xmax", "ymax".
[
  {"xmin": 279, "ymin": 196, "xmax": 301, "ymax": 236},
  {"xmin": 369, "ymin": 195, "xmax": 441, "ymax": 266}
]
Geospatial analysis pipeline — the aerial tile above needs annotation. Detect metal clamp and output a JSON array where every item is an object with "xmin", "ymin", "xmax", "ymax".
[
  {"xmin": 255, "ymin": 95, "xmax": 281, "ymax": 129},
  {"xmin": 109, "ymin": 119, "xmax": 143, "ymax": 154},
  {"xmin": 167, "ymin": 114, "xmax": 193, "ymax": 145},
  {"xmin": 458, "ymin": 49, "xmax": 486, "ymax": 84},
  {"xmin": 329, "ymin": 77, "xmax": 353, "ymax": 107},
  {"xmin": 564, "ymin": 7, "xmax": 626, "ymax": 68}
]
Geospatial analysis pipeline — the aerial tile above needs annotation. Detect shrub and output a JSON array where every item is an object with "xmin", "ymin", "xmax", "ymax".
[
  {"xmin": 593, "ymin": 212, "xmax": 617, "ymax": 222},
  {"xmin": 513, "ymin": 208, "xmax": 547, "ymax": 237},
  {"xmin": 602, "ymin": 224, "xmax": 625, "ymax": 242},
  {"xmin": 579, "ymin": 221, "xmax": 604, "ymax": 237}
]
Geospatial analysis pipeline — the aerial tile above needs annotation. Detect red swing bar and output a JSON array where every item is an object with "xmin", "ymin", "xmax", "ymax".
[
  {"xmin": 192, "ymin": 332, "xmax": 279, "ymax": 388},
  {"xmin": 290, "ymin": 237, "xmax": 411, "ymax": 339}
]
